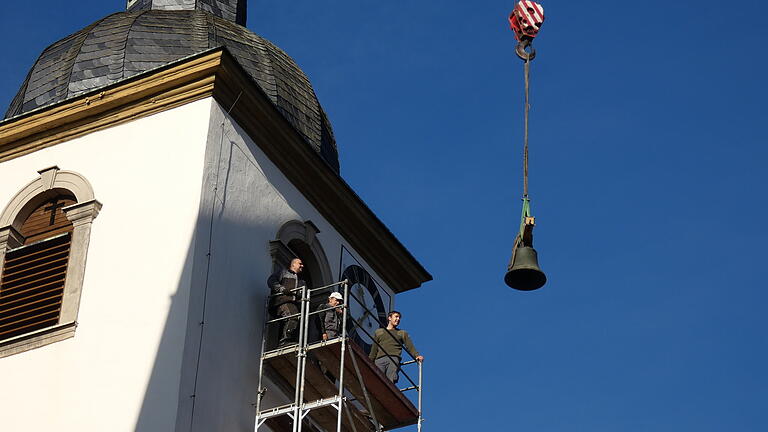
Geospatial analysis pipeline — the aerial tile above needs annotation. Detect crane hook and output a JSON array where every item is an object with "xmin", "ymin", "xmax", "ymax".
[
  {"xmin": 509, "ymin": 1, "xmax": 544, "ymax": 62},
  {"xmin": 515, "ymin": 38, "xmax": 536, "ymax": 61}
]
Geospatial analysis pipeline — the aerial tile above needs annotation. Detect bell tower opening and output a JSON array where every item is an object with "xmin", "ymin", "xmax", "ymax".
[{"xmin": 269, "ymin": 220, "xmax": 333, "ymax": 346}]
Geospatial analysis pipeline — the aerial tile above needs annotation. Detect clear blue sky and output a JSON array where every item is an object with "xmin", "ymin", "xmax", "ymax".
[{"xmin": 2, "ymin": 1, "xmax": 768, "ymax": 431}]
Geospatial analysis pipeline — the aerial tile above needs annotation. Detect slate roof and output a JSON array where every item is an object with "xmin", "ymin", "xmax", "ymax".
[
  {"xmin": 128, "ymin": 0, "xmax": 248, "ymax": 26},
  {"xmin": 5, "ymin": 9, "xmax": 338, "ymax": 172}
]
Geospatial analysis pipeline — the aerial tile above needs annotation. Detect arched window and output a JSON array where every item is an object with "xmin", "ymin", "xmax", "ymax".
[
  {"xmin": 1, "ymin": 194, "xmax": 76, "ymax": 341},
  {"xmin": 268, "ymin": 220, "xmax": 333, "ymax": 343},
  {"xmin": 0, "ymin": 167, "xmax": 101, "ymax": 357},
  {"xmin": 269, "ymin": 220, "xmax": 332, "ymax": 288}
]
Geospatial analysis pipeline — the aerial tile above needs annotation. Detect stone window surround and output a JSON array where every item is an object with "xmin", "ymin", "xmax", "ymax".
[
  {"xmin": 264, "ymin": 220, "xmax": 333, "ymax": 352},
  {"xmin": 269, "ymin": 219, "xmax": 333, "ymax": 288},
  {"xmin": 0, "ymin": 166, "xmax": 101, "ymax": 358}
]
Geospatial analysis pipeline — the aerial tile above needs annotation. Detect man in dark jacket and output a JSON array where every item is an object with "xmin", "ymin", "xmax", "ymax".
[
  {"xmin": 317, "ymin": 291, "xmax": 344, "ymax": 340},
  {"xmin": 267, "ymin": 258, "xmax": 305, "ymax": 347}
]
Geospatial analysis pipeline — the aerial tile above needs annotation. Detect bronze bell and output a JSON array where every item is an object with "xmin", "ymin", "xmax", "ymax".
[{"xmin": 504, "ymin": 246, "xmax": 546, "ymax": 291}]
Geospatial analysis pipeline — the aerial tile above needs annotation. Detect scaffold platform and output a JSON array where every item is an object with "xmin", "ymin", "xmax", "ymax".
[{"xmin": 255, "ymin": 280, "xmax": 423, "ymax": 432}]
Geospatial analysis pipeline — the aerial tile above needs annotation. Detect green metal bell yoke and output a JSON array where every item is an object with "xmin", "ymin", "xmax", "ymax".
[{"xmin": 504, "ymin": 197, "xmax": 546, "ymax": 291}]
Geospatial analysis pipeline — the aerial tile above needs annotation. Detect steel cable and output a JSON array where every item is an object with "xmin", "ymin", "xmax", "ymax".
[{"xmin": 523, "ymin": 57, "xmax": 530, "ymax": 198}]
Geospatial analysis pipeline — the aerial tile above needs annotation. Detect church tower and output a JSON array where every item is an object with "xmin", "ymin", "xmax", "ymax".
[{"xmin": 0, "ymin": 2, "xmax": 430, "ymax": 431}]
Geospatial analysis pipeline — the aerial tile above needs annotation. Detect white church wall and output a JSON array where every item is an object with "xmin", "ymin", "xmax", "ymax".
[
  {"xmin": 0, "ymin": 98, "xmax": 213, "ymax": 432},
  {"xmin": 182, "ymin": 101, "xmax": 398, "ymax": 432}
]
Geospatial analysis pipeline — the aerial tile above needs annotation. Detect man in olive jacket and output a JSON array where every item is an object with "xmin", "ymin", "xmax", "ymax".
[
  {"xmin": 369, "ymin": 310, "xmax": 424, "ymax": 383},
  {"xmin": 267, "ymin": 258, "xmax": 305, "ymax": 347}
]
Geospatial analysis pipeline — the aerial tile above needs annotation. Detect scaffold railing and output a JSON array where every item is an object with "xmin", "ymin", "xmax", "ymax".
[{"xmin": 254, "ymin": 279, "xmax": 424, "ymax": 432}]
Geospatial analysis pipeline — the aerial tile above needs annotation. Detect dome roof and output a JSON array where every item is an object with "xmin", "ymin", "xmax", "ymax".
[{"xmin": 5, "ymin": 9, "xmax": 339, "ymax": 172}]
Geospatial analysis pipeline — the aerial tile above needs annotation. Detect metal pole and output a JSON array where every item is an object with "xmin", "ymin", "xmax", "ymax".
[
  {"xmin": 291, "ymin": 285, "xmax": 307, "ymax": 432},
  {"xmin": 306, "ymin": 279, "xmax": 348, "ymax": 294},
  {"xmin": 297, "ymin": 284, "xmax": 312, "ymax": 432},
  {"xmin": 349, "ymin": 347, "xmax": 382, "ymax": 432},
  {"xmin": 417, "ymin": 360, "xmax": 423, "ymax": 432},
  {"xmin": 336, "ymin": 281, "xmax": 350, "ymax": 432},
  {"xmin": 342, "ymin": 400, "xmax": 360, "ymax": 432},
  {"xmin": 254, "ymin": 293, "xmax": 270, "ymax": 431}
]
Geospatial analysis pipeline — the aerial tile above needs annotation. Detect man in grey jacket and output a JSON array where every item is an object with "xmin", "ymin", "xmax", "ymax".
[
  {"xmin": 317, "ymin": 291, "xmax": 344, "ymax": 340},
  {"xmin": 267, "ymin": 258, "xmax": 305, "ymax": 347}
]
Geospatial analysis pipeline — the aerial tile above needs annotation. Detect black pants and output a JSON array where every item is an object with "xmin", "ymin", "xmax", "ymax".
[{"xmin": 276, "ymin": 302, "xmax": 299, "ymax": 345}]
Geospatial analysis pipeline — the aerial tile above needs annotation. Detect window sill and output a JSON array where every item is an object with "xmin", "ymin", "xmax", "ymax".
[{"xmin": 0, "ymin": 321, "xmax": 77, "ymax": 359}]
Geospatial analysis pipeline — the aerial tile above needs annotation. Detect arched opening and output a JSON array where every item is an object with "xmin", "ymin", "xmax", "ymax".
[
  {"xmin": 0, "ymin": 167, "xmax": 101, "ymax": 357},
  {"xmin": 0, "ymin": 193, "xmax": 78, "ymax": 342},
  {"xmin": 268, "ymin": 220, "xmax": 333, "ymax": 346},
  {"xmin": 20, "ymin": 193, "xmax": 76, "ymax": 244}
]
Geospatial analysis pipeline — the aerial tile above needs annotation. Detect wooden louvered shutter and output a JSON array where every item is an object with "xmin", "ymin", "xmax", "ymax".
[
  {"xmin": 20, "ymin": 195, "xmax": 76, "ymax": 245},
  {"xmin": 0, "ymin": 195, "xmax": 75, "ymax": 342}
]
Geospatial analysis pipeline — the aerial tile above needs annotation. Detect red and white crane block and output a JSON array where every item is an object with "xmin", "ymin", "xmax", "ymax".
[{"xmin": 509, "ymin": 1, "xmax": 545, "ymax": 41}]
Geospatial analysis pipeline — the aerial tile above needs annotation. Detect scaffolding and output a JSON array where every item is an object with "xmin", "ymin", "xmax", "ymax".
[{"xmin": 254, "ymin": 280, "xmax": 424, "ymax": 432}]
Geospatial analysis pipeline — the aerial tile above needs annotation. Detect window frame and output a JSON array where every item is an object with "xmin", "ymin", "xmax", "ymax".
[{"xmin": 0, "ymin": 166, "xmax": 101, "ymax": 358}]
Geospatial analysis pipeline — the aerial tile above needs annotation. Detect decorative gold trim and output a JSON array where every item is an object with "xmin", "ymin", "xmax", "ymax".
[{"xmin": 0, "ymin": 51, "xmax": 220, "ymax": 163}]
